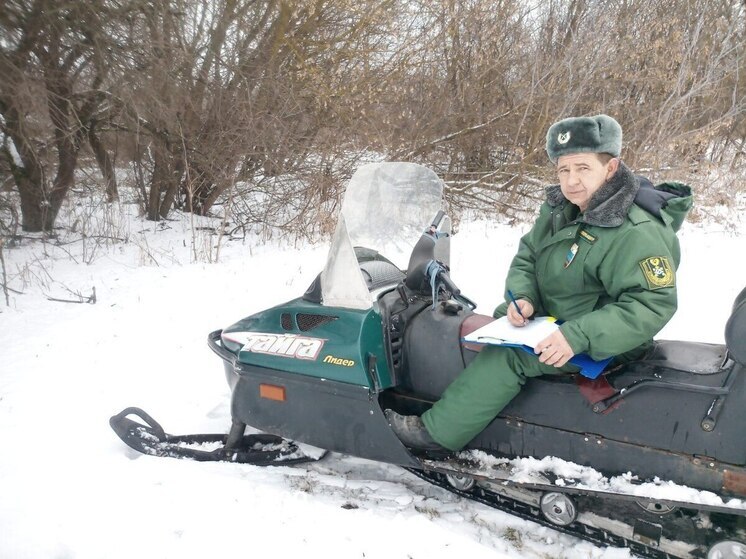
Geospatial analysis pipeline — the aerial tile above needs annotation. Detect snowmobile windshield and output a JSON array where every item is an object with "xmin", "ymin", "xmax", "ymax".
[{"xmin": 321, "ymin": 162, "xmax": 444, "ymax": 310}]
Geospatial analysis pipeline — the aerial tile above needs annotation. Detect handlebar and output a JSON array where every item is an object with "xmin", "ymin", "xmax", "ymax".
[
  {"xmin": 436, "ymin": 267, "xmax": 477, "ymax": 310},
  {"xmin": 438, "ymin": 269, "xmax": 460, "ymax": 296}
]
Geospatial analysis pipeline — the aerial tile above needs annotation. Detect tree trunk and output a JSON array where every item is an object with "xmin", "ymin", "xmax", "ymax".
[
  {"xmin": 199, "ymin": 180, "xmax": 226, "ymax": 216},
  {"xmin": 147, "ymin": 141, "xmax": 183, "ymax": 221},
  {"xmin": 41, "ymin": 54, "xmax": 83, "ymax": 231},
  {"xmin": 148, "ymin": 145, "xmax": 166, "ymax": 221},
  {"xmin": 1, "ymin": 100, "xmax": 49, "ymax": 232},
  {"xmin": 88, "ymin": 125, "xmax": 118, "ymax": 202},
  {"xmin": 15, "ymin": 170, "xmax": 47, "ymax": 232},
  {"xmin": 159, "ymin": 150, "xmax": 184, "ymax": 219},
  {"xmin": 44, "ymin": 141, "xmax": 78, "ymax": 230}
]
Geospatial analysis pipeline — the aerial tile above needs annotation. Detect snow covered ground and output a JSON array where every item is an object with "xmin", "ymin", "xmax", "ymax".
[{"xmin": 0, "ymin": 197, "xmax": 744, "ymax": 559}]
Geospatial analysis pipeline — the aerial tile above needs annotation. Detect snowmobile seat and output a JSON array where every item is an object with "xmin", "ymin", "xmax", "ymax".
[
  {"xmin": 459, "ymin": 314, "xmax": 728, "ymax": 377},
  {"xmin": 396, "ymin": 301, "xmax": 737, "ymax": 408},
  {"xmin": 567, "ymin": 340, "xmax": 729, "ymax": 416},
  {"xmin": 725, "ymin": 286, "xmax": 746, "ymax": 365},
  {"xmin": 303, "ymin": 248, "xmax": 404, "ymax": 304},
  {"xmin": 627, "ymin": 286, "xmax": 745, "ymax": 374},
  {"xmin": 624, "ymin": 339, "xmax": 728, "ymax": 376},
  {"xmin": 358, "ymin": 259, "xmax": 405, "ymax": 291}
]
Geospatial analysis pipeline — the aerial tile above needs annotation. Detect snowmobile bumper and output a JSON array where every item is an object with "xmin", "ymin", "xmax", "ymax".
[
  {"xmin": 208, "ymin": 329, "xmax": 241, "ymax": 391},
  {"xmin": 208, "ymin": 329, "xmax": 421, "ymax": 468}
]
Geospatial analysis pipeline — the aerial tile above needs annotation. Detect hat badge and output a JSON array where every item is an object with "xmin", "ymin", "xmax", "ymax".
[{"xmin": 558, "ymin": 131, "xmax": 571, "ymax": 144}]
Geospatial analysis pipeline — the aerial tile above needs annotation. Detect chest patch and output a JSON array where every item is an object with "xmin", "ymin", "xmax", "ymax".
[
  {"xmin": 639, "ymin": 256, "xmax": 675, "ymax": 289},
  {"xmin": 564, "ymin": 243, "xmax": 579, "ymax": 268}
]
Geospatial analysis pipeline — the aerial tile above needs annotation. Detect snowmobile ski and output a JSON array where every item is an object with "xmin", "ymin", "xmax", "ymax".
[{"xmin": 109, "ymin": 407, "xmax": 326, "ymax": 466}]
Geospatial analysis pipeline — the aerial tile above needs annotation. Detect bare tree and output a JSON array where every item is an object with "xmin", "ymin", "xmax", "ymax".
[
  {"xmin": 115, "ymin": 0, "xmax": 399, "ymax": 223},
  {"xmin": 1, "ymin": 0, "xmax": 744, "ymax": 236},
  {"xmin": 0, "ymin": 0, "xmax": 125, "ymax": 231}
]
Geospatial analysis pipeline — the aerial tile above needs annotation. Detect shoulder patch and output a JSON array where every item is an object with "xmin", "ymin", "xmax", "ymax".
[{"xmin": 639, "ymin": 256, "xmax": 675, "ymax": 289}]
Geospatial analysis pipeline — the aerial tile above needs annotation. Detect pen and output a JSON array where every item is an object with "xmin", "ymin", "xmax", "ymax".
[{"xmin": 507, "ymin": 290, "xmax": 527, "ymax": 322}]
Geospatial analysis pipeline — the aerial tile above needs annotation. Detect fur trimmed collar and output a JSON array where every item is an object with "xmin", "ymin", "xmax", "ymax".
[{"xmin": 545, "ymin": 162, "xmax": 640, "ymax": 227}]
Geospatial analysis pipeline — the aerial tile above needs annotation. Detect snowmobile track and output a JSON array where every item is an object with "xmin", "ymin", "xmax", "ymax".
[
  {"xmin": 421, "ymin": 455, "xmax": 746, "ymax": 517},
  {"xmin": 406, "ymin": 467, "xmax": 682, "ymax": 559}
]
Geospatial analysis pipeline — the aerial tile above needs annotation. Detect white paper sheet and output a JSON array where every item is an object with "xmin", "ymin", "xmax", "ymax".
[{"xmin": 462, "ymin": 316, "xmax": 559, "ymax": 348}]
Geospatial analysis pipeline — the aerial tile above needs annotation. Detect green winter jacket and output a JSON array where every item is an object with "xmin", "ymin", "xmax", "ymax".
[{"xmin": 494, "ymin": 164, "xmax": 693, "ymax": 362}]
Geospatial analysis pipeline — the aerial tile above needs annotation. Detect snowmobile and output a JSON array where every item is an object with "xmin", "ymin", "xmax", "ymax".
[{"xmin": 111, "ymin": 162, "xmax": 746, "ymax": 559}]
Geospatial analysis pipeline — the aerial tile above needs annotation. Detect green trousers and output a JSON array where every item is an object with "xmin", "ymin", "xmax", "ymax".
[{"xmin": 421, "ymin": 345, "xmax": 579, "ymax": 451}]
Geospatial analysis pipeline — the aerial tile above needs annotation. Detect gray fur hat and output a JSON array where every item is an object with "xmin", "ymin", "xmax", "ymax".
[{"xmin": 546, "ymin": 114, "xmax": 622, "ymax": 163}]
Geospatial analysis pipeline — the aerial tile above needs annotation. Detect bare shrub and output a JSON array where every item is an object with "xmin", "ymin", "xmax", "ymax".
[{"xmin": 2, "ymin": 0, "xmax": 744, "ymax": 237}]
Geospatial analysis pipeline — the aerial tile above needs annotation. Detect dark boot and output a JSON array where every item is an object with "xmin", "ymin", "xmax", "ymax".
[{"xmin": 385, "ymin": 409, "xmax": 446, "ymax": 450}]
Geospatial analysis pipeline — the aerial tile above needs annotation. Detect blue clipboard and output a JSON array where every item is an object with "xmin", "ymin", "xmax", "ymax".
[{"xmin": 462, "ymin": 338, "xmax": 612, "ymax": 379}]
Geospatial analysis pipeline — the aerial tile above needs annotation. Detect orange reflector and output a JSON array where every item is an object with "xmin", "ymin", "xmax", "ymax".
[
  {"xmin": 259, "ymin": 384, "xmax": 286, "ymax": 402},
  {"xmin": 724, "ymin": 470, "xmax": 746, "ymax": 497}
]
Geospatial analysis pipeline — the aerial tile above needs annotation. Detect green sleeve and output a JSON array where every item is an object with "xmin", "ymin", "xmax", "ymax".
[
  {"xmin": 559, "ymin": 226, "xmax": 679, "ymax": 360},
  {"xmin": 494, "ymin": 205, "xmax": 552, "ymax": 318}
]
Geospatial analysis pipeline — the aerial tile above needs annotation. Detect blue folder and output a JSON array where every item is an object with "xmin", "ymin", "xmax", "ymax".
[{"xmin": 462, "ymin": 339, "xmax": 612, "ymax": 379}]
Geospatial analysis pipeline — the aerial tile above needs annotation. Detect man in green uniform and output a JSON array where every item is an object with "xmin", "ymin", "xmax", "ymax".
[{"xmin": 387, "ymin": 114, "xmax": 693, "ymax": 451}]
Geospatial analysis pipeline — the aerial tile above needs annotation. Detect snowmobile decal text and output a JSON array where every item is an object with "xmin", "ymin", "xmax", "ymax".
[
  {"xmin": 225, "ymin": 332, "xmax": 325, "ymax": 360},
  {"xmin": 323, "ymin": 355, "xmax": 356, "ymax": 367}
]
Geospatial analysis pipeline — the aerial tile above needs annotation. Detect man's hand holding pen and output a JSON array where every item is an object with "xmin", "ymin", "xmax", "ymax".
[
  {"xmin": 506, "ymin": 290, "xmax": 534, "ymax": 327},
  {"xmin": 506, "ymin": 298, "xmax": 534, "ymax": 326}
]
